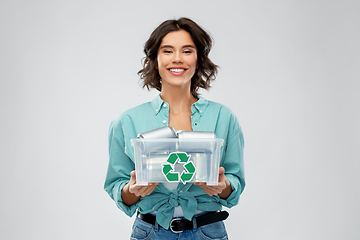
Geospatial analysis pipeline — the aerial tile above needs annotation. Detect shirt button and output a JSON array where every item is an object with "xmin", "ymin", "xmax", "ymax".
[
  {"xmin": 163, "ymin": 120, "xmax": 167, "ymax": 124},
  {"xmin": 194, "ymin": 122, "xmax": 197, "ymax": 126},
  {"xmin": 163, "ymin": 104, "xmax": 167, "ymax": 107},
  {"xmin": 200, "ymin": 110, "xmax": 202, "ymax": 113}
]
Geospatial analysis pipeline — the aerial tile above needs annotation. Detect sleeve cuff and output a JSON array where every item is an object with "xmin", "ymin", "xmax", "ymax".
[
  {"xmin": 219, "ymin": 174, "xmax": 242, "ymax": 208},
  {"xmin": 113, "ymin": 181, "xmax": 138, "ymax": 217}
]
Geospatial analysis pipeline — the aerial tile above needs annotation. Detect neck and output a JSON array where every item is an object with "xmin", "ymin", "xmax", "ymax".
[{"xmin": 160, "ymin": 84, "xmax": 197, "ymax": 114}]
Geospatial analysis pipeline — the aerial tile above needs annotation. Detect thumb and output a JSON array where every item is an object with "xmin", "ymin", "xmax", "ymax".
[
  {"xmin": 130, "ymin": 170, "xmax": 137, "ymax": 183},
  {"xmin": 219, "ymin": 167, "xmax": 225, "ymax": 182}
]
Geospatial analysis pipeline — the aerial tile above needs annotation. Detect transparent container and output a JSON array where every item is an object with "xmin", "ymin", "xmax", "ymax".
[{"xmin": 131, "ymin": 138, "xmax": 224, "ymax": 186}]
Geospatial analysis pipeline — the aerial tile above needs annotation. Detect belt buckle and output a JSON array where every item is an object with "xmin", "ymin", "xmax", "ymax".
[{"xmin": 169, "ymin": 218, "xmax": 183, "ymax": 233}]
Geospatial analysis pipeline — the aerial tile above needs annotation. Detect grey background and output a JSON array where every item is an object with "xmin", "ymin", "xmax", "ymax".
[{"xmin": 1, "ymin": 0, "xmax": 359, "ymax": 239}]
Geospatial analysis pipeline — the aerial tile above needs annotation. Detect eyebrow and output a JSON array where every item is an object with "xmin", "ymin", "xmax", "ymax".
[{"xmin": 160, "ymin": 44, "xmax": 196, "ymax": 49}]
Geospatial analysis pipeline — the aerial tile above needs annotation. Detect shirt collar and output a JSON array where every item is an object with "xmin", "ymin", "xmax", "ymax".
[
  {"xmin": 151, "ymin": 94, "xmax": 209, "ymax": 116},
  {"xmin": 151, "ymin": 94, "xmax": 165, "ymax": 115},
  {"xmin": 192, "ymin": 95, "xmax": 208, "ymax": 116}
]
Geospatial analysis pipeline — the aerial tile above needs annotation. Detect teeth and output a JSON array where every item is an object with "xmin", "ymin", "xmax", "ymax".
[{"xmin": 169, "ymin": 68, "xmax": 185, "ymax": 72}]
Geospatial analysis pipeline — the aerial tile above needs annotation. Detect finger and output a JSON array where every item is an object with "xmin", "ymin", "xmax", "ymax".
[
  {"xmin": 194, "ymin": 183, "xmax": 223, "ymax": 196},
  {"xmin": 218, "ymin": 167, "xmax": 225, "ymax": 181},
  {"xmin": 210, "ymin": 185, "xmax": 227, "ymax": 195},
  {"xmin": 145, "ymin": 183, "xmax": 159, "ymax": 193},
  {"xmin": 139, "ymin": 182, "xmax": 158, "ymax": 195},
  {"xmin": 198, "ymin": 185, "xmax": 220, "ymax": 196},
  {"xmin": 204, "ymin": 189, "xmax": 219, "ymax": 196},
  {"xmin": 138, "ymin": 182, "xmax": 157, "ymax": 190},
  {"xmin": 194, "ymin": 182, "xmax": 206, "ymax": 186},
  {"xmin": 148, "ymin": 182, "xmax": 159, "ymax": 186},
  {"xmin": 217, "ymin": 178, "xmax": 227, "ymax": 187},
  {"xmin": 206, "ymin": 186, "xmax": 222, "ymax": 194},
  {"xmin": 144, "ymin": 186, "xmax": 157, "ymax": 196},
  {"xmin": 141, "ymin": 184, "xmax": 158, "ymax": 197},
  {"xmin": 130, "ymin": 171, "xmax": 137, "ymax": 184},
  {"xmin": 129, "ymin": 184, "xmax": 145, "ymax": 195}
]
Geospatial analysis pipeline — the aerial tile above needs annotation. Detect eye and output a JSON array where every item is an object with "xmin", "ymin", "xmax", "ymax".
[
  {"xmin": 184, "ymin": 49, "xmax": 193, "ymax": 54},
  {"xmin": 163, "ymin": 50, "xmax": 172, "ymax": 54}
]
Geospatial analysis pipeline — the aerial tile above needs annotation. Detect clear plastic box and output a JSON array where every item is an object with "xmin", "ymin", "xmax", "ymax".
[{"xmin": 131, "ymin": 138, "xmax": 224, "ymax": 186}]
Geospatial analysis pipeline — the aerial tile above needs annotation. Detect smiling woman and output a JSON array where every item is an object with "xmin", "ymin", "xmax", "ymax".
[
  {"xmin": 157, "ymin": 30, "xmax": 198, "ymax": 92},
  {"xmin": 138, "ymin": 18, "xmax": 218, "ymax": 98},
  {"xmin": 104, "ymin": 17, "xmax": 245, "ymax": 240}
]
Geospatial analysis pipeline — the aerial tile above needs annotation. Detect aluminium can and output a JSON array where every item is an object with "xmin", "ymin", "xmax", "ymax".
[
  {"xmin": 137, "ymin": 126, "xmax": 177, "ymax": 139},
  {"xmin": 177, "ymin": 131, "xmax": 217, "ymax": 153},
  {"xmin": 177, "ymin": 130, "xmax": 216, "ymax": 139}
]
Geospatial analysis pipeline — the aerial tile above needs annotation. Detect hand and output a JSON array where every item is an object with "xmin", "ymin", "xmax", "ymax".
[
  {"xmin": 121, "ymin": 171, "xmax": 159, "ymax": 206},
  {"xmin": 193, "ymin": 167, "xmax": 232, "ymax": 199},
  {"xmin": 128, "ymin": 170, "xmax": 159, "ymax": 197}
]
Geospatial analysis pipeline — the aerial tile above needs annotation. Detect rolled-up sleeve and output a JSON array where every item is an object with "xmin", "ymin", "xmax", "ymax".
[
  {"xmin": 104, "ymin": 120, "xmax": 138, "ymax": 217},
  {"xmin": 219, "ymin": 116, "xmax": 245, "ymax": 208}
]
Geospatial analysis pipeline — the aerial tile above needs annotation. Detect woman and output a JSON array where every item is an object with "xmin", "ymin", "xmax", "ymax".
[{"xmin": 104, "ymin": 17, "xmax": 245, "ymax": 239}]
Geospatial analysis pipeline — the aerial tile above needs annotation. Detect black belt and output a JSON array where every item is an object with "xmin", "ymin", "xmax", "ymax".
[{"xmin": 137, "ymin": 211, "xmax": 229, "ymax": 233}]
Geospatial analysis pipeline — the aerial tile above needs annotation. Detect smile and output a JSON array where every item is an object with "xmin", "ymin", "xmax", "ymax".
[{"xmin": 169, "ymin": 68, "xmax": 186, "ymax": 73}]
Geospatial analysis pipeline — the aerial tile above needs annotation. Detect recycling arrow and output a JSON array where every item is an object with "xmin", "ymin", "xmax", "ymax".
[{"xmin": 162, "ymin": 152, "xmax": 196, "ymax": 184}]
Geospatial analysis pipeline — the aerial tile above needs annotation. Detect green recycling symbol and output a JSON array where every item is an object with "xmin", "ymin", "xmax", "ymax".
[{"xmin": 162, "ymin": 152, "xmax": 196, "ymax": 184}]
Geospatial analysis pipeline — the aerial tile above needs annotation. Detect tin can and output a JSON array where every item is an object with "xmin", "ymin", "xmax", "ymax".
[
  {"xmin": 136, "ymin": 127, "xmax": 177, "ymax": 155},
  {"xmin": 190, "ymin": 152, "xmax": 208, "ymax": 183},
  {"xmin": 177, "ymin": 131, "xmax": 216, "ymax": 139},
  {"xmin": 147, "ymin": 152, "xmax": 169, "ymax": 182},
  {"xmin": 137, "ymin": 126, "xmax": 177, "ymax": 139},
  {"xmin": 177, "ymin": 131, "xmax": 217, "ymax": 153}
]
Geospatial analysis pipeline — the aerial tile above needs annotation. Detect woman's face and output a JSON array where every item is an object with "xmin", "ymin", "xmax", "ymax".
[{"xmin": 157, "ymin": 30, "xmax": 197, "ymax": 90}]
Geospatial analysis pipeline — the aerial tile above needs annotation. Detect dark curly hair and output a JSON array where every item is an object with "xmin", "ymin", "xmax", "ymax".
[{"xmin": 138, "ymin": 18, "xmax": 218, "ymax": 97}]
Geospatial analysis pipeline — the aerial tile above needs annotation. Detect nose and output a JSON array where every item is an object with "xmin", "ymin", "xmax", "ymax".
[{"xmin": 172, "ymin": 52, "xmax": 183, "ymax": 63}]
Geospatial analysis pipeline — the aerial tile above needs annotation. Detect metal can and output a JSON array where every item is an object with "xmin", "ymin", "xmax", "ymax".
[
  {"xmin": 137, "ymin": 126, "xmax": 177, "ymax": 139},
  {"xmin": 177, "ymin": 131, "xmax": 217, "ymax": 153},
  {"xmin": 177, "ymin": 130, "xmax": 216, "ymax": 139},
  {"xmin": 190, "ymin": 152, "xmax": 208, "ymax": 183}
]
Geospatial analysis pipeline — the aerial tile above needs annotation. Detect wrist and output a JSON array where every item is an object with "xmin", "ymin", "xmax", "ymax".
[
  {"xmin": 219, "ymin": 179, "xmax": 232, "ymax": 199},
  {"xmin": 121, "ymin": 182, "xmax": 140, "ymax": 206}
]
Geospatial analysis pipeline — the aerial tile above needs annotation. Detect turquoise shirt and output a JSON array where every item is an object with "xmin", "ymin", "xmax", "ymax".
[{"xmin": 104, "ymin": 95, "xmax": 245, "ymax": 229}]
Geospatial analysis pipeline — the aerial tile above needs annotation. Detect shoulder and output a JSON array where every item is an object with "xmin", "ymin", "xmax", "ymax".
[
  {"xmin": 110, "ymin": 101, "xmax": 153, "ymax": 128},
  {"xmin": 206, "ymin": 99, "xmax": 238, "ymax": 119},
  {"xmin": 121, "ymin": 101, "xmax": 153, "ymax": 118},
  {"xmin": 205, "ymin": 99, "xmax": 242, "ymax": 138}
]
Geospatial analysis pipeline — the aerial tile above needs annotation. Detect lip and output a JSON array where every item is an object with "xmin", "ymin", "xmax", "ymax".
[{"xmin": 167, "ymin": 67, "xmax": 188, "ymax": 76}]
